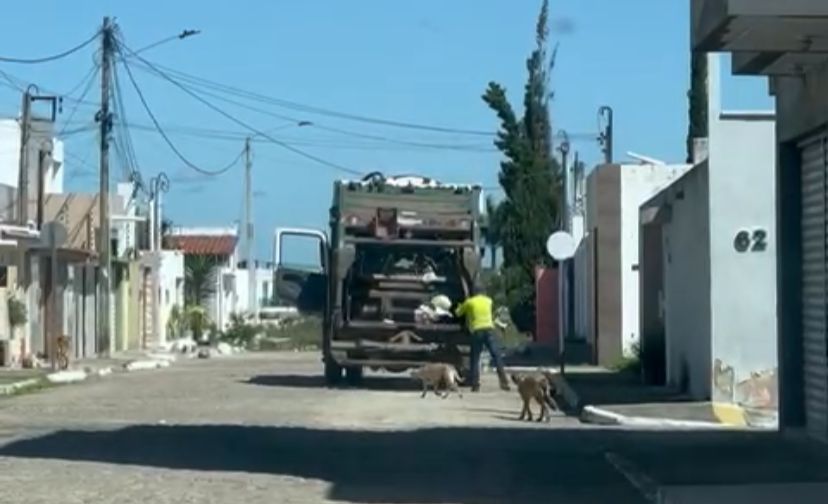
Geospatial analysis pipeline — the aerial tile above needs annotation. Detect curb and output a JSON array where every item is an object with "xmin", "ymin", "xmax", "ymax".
[
  {"xmin": 581, "ymin": 405, "xmax": 733, "ymax": 429},
  {"xmin": 2, "ymin": 352, "xmax": 182, "ymax": 398},
  {"xmin": 545, "ymin": 371, "xmax": 581, "ymax": 412},
  {"xmin": 0, "ymin": 377, "xmax": 44, "ymax": 396},
  {"xmin": 547, "ymin": 370, "xmax": 733, "ymax": 429},
  {"xmin": 46, "ymin": 370, "xmax": 88, "ymax": 384},
  {"xmin": 124, "ymin": 359, "xmax": 171, "ymax": 372}
]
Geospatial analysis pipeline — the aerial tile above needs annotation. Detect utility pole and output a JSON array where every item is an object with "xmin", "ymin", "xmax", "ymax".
[
  {"xmin": 599, "ymin": 105, "xmax": 614, "ymax": 165},
  {"xmin": 16, "ymin": 87, "xmax": 33, "ymax": 225},
  {"xmin": 244, "ymin": 137, "xmax": 256, "ymax": 322},
  {"xmin": 149, "ymin": 173, "xmax": 169, "ymax": 347},
  {"xmin": 557, "ymin": 130, "xmax": 571, "ymax": 233},
  {"xmin": 98, "ymin": 17, "xmax": 114, "ymax": 355}
]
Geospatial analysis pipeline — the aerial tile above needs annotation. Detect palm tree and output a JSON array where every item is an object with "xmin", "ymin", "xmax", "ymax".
[
  {"xmin": 482, "ymin": 195, "xmax": 502, "ymax": 271},
  {"xmin": 184, "ymin": 255, "xmax": 218, "ymax": 307},
  {"xmin": 185, "ymin": 305, "xmax": 209, "ymax": 343}
]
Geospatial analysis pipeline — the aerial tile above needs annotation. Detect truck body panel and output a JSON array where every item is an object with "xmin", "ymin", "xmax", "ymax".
[{"xmin": 273, "ymin": 174, "xmax": 484, "ymax": 383}]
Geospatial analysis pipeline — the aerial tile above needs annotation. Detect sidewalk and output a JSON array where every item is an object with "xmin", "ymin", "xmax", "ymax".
[
  {"xmin": 550, "ymin": 367, "xmax": 741, "ymax": 428},
  {"xmin": 0, "ymin": 349, "xmax": 194, "ymax": 397}
]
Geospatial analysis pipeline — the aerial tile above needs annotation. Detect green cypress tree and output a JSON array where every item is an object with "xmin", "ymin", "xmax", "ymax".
[
  {"xmin": 482, "ymin": 0, "xmax": 562, "ymax": 333},
  {"xmin": 686, "ymin": 52, "xmax": 708, "ymax": 163}
]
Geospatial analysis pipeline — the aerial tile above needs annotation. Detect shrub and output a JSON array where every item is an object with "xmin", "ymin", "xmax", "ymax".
[
  {"xmin": 7, "ymin": 295, "xmax": 26, "ymax": 329},
  {"xmin": 220, "ymin": 312, "xmax": 261, "ymax": 348}
]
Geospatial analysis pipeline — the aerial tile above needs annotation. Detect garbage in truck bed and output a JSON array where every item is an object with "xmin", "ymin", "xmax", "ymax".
[
  {"xmin": 340, "ymin": 173, "xmax": 479, "ymax": 191},
  {"xmin": 414, "ymin": 294, "xmax": 455, "ymax": 325}
]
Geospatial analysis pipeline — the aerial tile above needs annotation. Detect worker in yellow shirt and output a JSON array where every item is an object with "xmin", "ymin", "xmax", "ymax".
[{"xmin": 455, "ymin": 284, "xmax": 511, "ymax": 392}]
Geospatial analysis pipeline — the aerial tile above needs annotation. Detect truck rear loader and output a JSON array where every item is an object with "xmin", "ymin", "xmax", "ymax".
[{"xmin": 273, "ymin": 172, "xmax": 484, "ymax": 386}]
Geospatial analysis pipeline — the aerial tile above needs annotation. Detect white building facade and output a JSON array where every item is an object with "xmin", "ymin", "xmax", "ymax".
[
  {"xmin": 639, "ymin": 54, "xmax": 778, "ymax": 425},
  {"xmin": 574, "ymin": 161, "xmax": 689, "ymax": 365}
]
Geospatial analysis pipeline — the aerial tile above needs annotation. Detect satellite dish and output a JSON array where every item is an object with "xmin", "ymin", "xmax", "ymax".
[{"xmin": 546, "ymin": 231, "xmax": 576, "ymax": 261}]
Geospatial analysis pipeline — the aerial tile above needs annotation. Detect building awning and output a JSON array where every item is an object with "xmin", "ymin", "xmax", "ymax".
[
  {"xmin": 29, "ymin": 246, "xmax": 97, "ymax": 264},
  {"xmin": 0, "ymin": 224, "xmax": 40, "ymax": 247},
  {"xmin": 693, "ymin": 0, "xmax": 828, "ymax": 75},
  {"xmin": 165, "ymin": 235, "xmax": 237, "ymax": 256}
]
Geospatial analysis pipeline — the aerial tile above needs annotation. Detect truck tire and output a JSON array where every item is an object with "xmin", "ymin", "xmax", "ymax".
[
  {"xmin": 345, "ymin": 366, "xmax": 364, "ymax": 386},
  {"xmin": 324, "ymin": 360, "xmax": 343, "ymax": 387}
]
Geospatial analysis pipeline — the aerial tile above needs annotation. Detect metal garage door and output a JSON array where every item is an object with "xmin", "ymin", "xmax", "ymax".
[{"xmin": 800, "ymin": 132, "xmax": 828, "ymax": 439}]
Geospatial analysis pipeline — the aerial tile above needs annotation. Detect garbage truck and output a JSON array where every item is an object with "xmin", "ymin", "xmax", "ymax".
[{"xmin": 272, "ymin": 172, "xmax": 484, "ymax": 386}]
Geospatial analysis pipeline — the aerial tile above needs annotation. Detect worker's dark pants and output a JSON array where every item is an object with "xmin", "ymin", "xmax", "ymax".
[{"xmin": 469, "ymin": 329, "xmax": 506, "ymax": 387}]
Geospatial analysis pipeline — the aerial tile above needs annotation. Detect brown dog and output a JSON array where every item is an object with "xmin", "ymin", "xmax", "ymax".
[
  {"xmin": 510, "ymin": 372, "xmax": 558, "ymax": 422},
  {"xmin": 411, "ymin": 363, "xmax": 464, "ymax": 399}
]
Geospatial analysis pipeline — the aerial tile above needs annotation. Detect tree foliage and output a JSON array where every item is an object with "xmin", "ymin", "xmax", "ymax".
[
  {"xmin": 482, "ymin": 0, "xmax": 562, "ymax": 333},
  {"xmin": 481, "ymin": 195, "xmax": 503, "ymax": 270},
  {"xmin": 184, "ymin": 255, "xmax": 218, "ymax": 306},
  {"xmin": 686, "ymin": 51, "xmax": 709, "ymax": 163}
]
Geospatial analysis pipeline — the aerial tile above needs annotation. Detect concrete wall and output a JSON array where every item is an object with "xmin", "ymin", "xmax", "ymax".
[
  {"xmin": 36, "ymin": 192, "xmax": 125, "ymax": 251},
  {"xmin": 707, "ymin": 57, "xmax": 779, "ymax": 411},
  {"xmin": 661, "ymin": 164, "xmax": 713, "ymax": 399},
  {"xmin": 234, "ymin": 266, "xmax": 275, "ymax": 311},
  {"xmin": 0, "ymin": 118, "xmax": 64, "ymax": 202},
  {"xmin": 620, "ymin": 164, "xmax": 690, "ymax": 357},
  {"xmin": 584, "ymin": 164, "xmax": 621, "ymax": 365},
  {"xmin": 158, "ymin": 250, "xmax": 184, "ymax": 344},
  {"xmin": 581, "ymin": 163, "xmax": 688, "ymax": 365},
  {"xmin": 573, "ymin": 236, "xmax": 590, "ymax": 341}
]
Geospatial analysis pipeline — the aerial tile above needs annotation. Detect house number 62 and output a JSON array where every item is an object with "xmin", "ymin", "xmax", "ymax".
[{"xmin": 734, "ymin": 229, "xmax": 768, "ymax": 253}]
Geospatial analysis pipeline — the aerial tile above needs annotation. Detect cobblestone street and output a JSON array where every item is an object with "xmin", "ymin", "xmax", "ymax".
[{"xmin": 0, "ymin": 353, "xmax": 822, "ymax": 503}]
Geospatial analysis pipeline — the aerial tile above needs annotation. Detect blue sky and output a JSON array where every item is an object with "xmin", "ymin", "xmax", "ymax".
[{"xmin": 0, "ymin": 0, "xmax": 773, "ymax": 260}]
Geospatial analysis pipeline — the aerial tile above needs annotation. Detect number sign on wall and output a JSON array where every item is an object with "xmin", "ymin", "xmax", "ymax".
[{"xmin": 734, "ymin": 228, "xmax": 768, "ymax": 253}]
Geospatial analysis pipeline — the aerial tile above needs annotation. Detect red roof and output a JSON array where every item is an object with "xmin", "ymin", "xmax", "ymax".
[{"xmin": 166, "ymin": 235, "xmax": 237, "ymax": 256}]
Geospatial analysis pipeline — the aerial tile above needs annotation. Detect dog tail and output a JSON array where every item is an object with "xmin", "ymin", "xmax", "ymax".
[{"xmin": 510, "ymin": 373, "xmax": 521, "ymax": 386}]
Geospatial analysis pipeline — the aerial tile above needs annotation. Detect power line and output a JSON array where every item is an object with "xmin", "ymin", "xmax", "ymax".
[
  {"xmin": 0, "ymin": 31, "xmax": 100, "ymax": 64},
  {"xmin": 58, "ymin": 64, "xmax": 100, "ymax": 136},
  {"xmin": 120, "ymin": 119, "xmax": 504, "ymax": 153},
  {"xmin": 131, "ymin": 29, "xmax": 201, "ymax": 55},
  {"xmin": 117, "ymin": 38, "xmax": 363, "ymax": 176},
  {"xmin": 60, "ymin": 61, "xmax": 101, "ymax": 98},
  {"xmin": 125, "ymin": 56, "xmax": 497, "ymax": 137},
  {"xmin": 117, "ymin": 51, "xmax": 247, "ymax": 176},
  {"xmin": 311, "ymin": 123, "xmax": 496, "ymax": 152},
  {"xmin": 0, "ymin": 68, "xmax": 100, "ymax": 107},
  {"xmin": 125, "ymin": 57, "xmax": 600, "ymax": 150},
  {"xmin": 0, "ymin": 69, "xmax": 24, "ymax": 92},
  {"xmin": 111, "ymin": 62, "xmax": 143, "ymax": 182}
]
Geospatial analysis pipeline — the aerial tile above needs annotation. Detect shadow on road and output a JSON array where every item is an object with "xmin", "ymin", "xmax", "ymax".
[
  {"xmin": 245, "ymin": 374, "xmax": 422, "ymax": 392},
  {"xmin": 1, "ymin": 425, "xmax": 826, "ymax": 503}
]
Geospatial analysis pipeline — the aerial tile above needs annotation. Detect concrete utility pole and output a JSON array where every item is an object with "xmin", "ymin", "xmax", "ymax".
[
  {"xmin": 16, "ymin": 87, "xmax": 32, "ymax": 225},
  {"xmin": 98, "ymin": 17, "xmax": 114, "ymax": 355},
  {"xmin": 557, "ymin": 130, "xmax": 571, "ymax": 232},
  {"xmin": 17, "ymin": 89, "xmax": 60, "ymax": 226},
  {"xmin": 149, "ymin": 173, "xmax": 169, "ymax": 347},
  {"xmin": 244, "ymin": 137, "xmax": 256, "ymax": 322}
]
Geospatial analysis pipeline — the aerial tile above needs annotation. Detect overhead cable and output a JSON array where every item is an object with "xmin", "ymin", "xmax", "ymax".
[
  {"xmin": 118, "ymin": 38, "xmax": 362, "ymax": 176},
  {"xmin": 118, "ymin": 54, "xmax": 246, "ymax": 177},
  {"xmin": 0, "ymin": 31, "xmax": 101, "ymax": 64}
]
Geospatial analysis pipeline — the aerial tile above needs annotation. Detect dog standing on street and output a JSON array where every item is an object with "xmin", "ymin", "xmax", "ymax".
[{"xmin": 411, "ymin": 363, "xmax": 464, "ymax": 399}]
